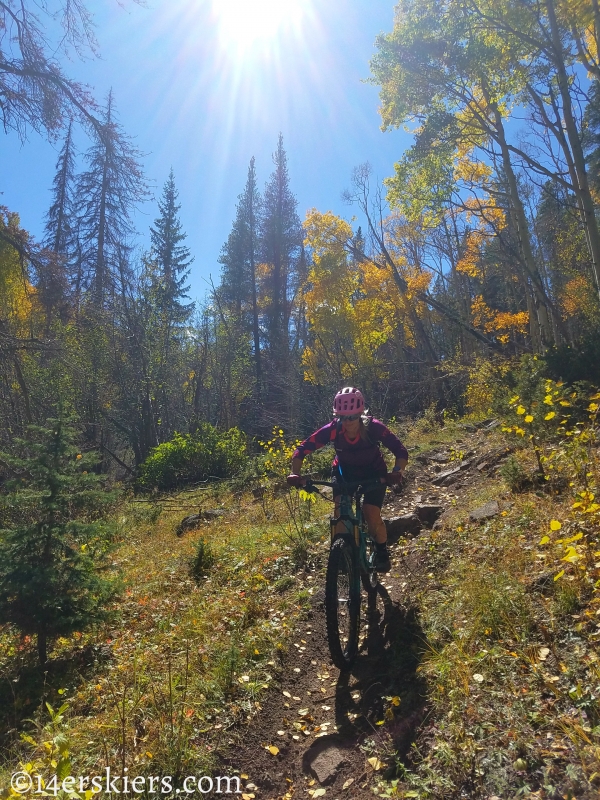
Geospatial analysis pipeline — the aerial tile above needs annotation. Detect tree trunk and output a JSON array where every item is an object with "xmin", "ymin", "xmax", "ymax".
[
  {"xmin": 38, "ymin": 626, "xmax": 47, "ymax": 666},
  {"xmin": 491, "ymin": 105, "xmax": 554, "ymax": 350},
  {"xmin": 546, "ymin": 0, "xmax": 600, "ymax": 301}
]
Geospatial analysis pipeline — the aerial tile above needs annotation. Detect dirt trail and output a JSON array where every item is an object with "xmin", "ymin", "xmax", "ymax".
[{"xmin": 221, "ymin": 423, "xmax": 507, "ymax": 800}]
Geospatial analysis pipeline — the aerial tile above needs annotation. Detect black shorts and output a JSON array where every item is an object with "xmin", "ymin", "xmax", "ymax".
[{"xmin": 331, "ymin": 467, "xmax": 387, "ymax": 508}]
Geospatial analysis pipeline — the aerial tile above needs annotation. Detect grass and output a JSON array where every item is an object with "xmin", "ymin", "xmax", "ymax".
[
  {"xmin": 0, "ymin": 482, "xmax": 329, "ymax": 796},
  {"xmin": 2, "ymin": 409, "xmax": 600, "ymax": 799},
  {"xmin": 371, "ymin": 425, "xmax": 600, "ymax": 799}
]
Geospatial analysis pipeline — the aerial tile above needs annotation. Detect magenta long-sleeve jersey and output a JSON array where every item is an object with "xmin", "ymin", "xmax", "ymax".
[{"xmin": 292, "ymin": 418, "xmax": 408, "ymax": 479}]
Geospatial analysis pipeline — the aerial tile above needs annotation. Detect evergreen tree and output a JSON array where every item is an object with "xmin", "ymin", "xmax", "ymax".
[
  {"xmin": 149, "ymin": 168, "xmax": 193, "ymax": 324},
  {"xmin": 39, "ymin": 123, "xmax": 77, "ymax": 323},
  {"xmin": 260, "ymin": 135, "xmax": 303, "ymax": 360},
  {"xmin": 0, "ymin": 415, "xmax": 119, "ymax": 665},
  {"xmin": 75, "ymin": 90, "xmax": 148, "ymax": 309},
  {"xmin": 218, "ymin": 157, "xmax": 262, "ymax": 387}
]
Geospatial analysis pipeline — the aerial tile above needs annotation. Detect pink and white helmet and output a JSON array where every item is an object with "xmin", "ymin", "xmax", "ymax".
[{"xmin": 333, "ymin": 387, "xmax": 365, "ymax": 416}]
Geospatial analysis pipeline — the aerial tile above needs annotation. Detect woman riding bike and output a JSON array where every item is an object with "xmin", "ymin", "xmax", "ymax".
[{"xmin": 286, "ymin": 387, "xmax": 408, "ymax": 572}]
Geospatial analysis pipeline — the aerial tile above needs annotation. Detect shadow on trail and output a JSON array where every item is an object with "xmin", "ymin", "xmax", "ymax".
[{"xmin": 333, "ymin": 588, "xmax": 428, "ymax": 766}]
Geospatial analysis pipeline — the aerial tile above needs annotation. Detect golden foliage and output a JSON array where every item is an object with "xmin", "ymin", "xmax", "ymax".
[{"xmin": 0, "ymin": 211, "xmax": 37, "ymax": 333}]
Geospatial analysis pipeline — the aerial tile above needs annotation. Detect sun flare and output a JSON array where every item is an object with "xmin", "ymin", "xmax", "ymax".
[{"xmin": 214, "ymin": 0, "xmax": 305, "ymax": 51}]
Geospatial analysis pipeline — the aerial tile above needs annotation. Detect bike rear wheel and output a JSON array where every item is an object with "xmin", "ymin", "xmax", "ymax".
[{"xmin": 325, "ymin": 536, "xmax": 360, "ymax": 670}]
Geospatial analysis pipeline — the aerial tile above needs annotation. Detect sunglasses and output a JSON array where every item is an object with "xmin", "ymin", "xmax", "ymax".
[{"xmin": 339, "ymin": 413, "xmax": 361, "ymax": 422}]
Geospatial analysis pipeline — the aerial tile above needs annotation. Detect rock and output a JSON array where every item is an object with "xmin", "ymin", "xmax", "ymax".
[
  {"xmin": 416, "ymin": 505, "xmax": 444, "ymax": 528},
  {"xmin": 176, "ymin": 514, "xmax": 202, "ymax": 537},
  {"xmin": 484, "ymin": 419, "xmax": 501, "ymax": 430},
  {"xmin": 469, "ymin": 500, "xmax": 500, "ymax": 522},
  {"xmin": 428, "ymin": 451, "xmax": 450, "ymax": 463},
  {"xmin": 302, "ymin": 736, "xmax": 350, "ymax": 785},
  {"xmin": 200, "ymin": 508, "xmax": 225, "ymax": 520},
  {"xmin": 431, "ymin": 466, "xmax": 461, "ymax": 486},
  {"xmin": 175, "ymin": 508, "xmax": 225, "ymax": 536},
  {"xmin": 385, "ymin": 514, "xmax": 421, "ymax": 541}
]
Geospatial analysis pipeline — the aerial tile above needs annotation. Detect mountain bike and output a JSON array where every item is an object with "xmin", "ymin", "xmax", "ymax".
[{"xmin": 304, "ymin": 477, "xmax": 386, "ymax": 670}]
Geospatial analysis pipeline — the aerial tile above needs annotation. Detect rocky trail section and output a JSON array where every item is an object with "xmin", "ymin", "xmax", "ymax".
[{"xmin": 218, "ymin": 424, "xmax": 513, "ymax": 800}]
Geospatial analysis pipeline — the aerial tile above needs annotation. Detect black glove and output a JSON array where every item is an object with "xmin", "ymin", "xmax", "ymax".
[{"xmin": 386, "ymin": 471, "xmax": 406, "ymax": 487}]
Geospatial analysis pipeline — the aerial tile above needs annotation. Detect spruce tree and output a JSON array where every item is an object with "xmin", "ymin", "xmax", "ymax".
[
  {"xmin": 0, "ymin": 416, "xmax": 119, "ymax": 665},
  {"xmin": 149, "ymin": 168, "xmax": 194, "ymax": 324},
  {"xmin": 260, "ymin": 135, "xmax": 303, "ymax": 360},
  {"xmin": 218, "ymin": 157, "xmax": 262, "ymax": 386},
  {"xmin": 39, "ymin": 122, "xmax": 77, "ymax": 324},
  {"xmin": 75, "ymin": 90, "xmax": 148, "ymax": 309},
  {"xmin": 259, "ymin": 135, "xmax": 303, "ymax": 429}
]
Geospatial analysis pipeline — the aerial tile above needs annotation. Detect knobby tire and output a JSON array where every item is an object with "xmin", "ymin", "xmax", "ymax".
[{"xmin": 325, "ymin": 536, "xmax": 360, "ymax": 670}]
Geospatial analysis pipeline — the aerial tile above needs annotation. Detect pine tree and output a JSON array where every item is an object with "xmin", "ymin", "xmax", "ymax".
[
  {"xmin": 0, "ymin": 415, "xmax": 119, "ymax": 665},
  {"xmin": 260, "ymin": 135, "xmax": 303, "ymax": 360},
  {"xmin": 218, "ymin": 157, "xmax": 262, "ymax": 386},
  {"xmin": 75, "ymin": 90, "xmax": 148, "ymax": 309},
  {"xmin": 149, "ymin": 169, "xmax": 193, "ymax": 324},
  {"xmin": 39, "ymin": 123, "xmax": 77, "ymax": 324}
]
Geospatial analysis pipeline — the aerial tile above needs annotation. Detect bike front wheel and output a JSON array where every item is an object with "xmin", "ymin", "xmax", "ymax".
[{"xmin": 325, "ymin": 536, "xmax": 360, "ymax": 670}]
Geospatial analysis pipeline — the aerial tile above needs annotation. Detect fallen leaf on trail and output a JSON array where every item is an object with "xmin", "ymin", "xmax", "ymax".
[
  {"xmin": 282, "ymin": 690, "xmax": 291, "ymax": 698},
  {"xmin": 313, "ymin": 790, "xmax": 326, "ymax": 797},
  {"xmin": 473, "ymin": 673, "xmax": 484, "ymax": 683},
  {"xmin": 241, "ymin": 675, "xmax": 250, "ymax": 682},
  {"xmin": 277, "ymin": 730, "xmax": 286, "ymax": 735},
  {"xmin": 241, "ymin": 794, "xmax": 255, "ymax": 800},
  {"xmin": 368, "ymin": 757, "xmax": 384, "ymax": 770},
  {"xmin": 267, "ymin": 745, "xmax": 279, "ymax": 755},
  {"xmin": 240, "ymin": 774, "xmax": 248, "ymax": 779},
  {"xmin": 539, "ymin": 647, "xmax": 550, "ymax": 660},
  {"xmin": 390, "ymin": 696, "xmax": 400, "ymax": 706},
  {"xmin": 342, "ymin": 778, "xmax": 354, "ymax": 790},
  {"xmin": 308, "ymin": 779, "xmax": 315, "ymax": 786}
]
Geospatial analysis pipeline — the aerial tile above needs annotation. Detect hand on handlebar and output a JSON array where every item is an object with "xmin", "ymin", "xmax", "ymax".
[
  {"xmin": 386, "ymin": 471, "xmax": 406, "ymax": 487},
  {"xmin": 286, "ymin": 473, "xmax": 305, "ymax": 488}
]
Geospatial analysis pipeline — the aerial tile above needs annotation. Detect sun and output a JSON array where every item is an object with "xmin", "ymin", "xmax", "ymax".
[{"xmin": 213, "ymin": 0, "xmax": 305, "ymax": 51}]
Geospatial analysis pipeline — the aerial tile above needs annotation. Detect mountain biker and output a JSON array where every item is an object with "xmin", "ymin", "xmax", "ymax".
[{"xmin": 286, "ymin": 387, "xmax": 408, "ymax": 572}]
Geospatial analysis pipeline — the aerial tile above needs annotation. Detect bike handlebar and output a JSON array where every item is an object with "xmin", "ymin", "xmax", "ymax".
[{"xmin": 304, "ymin": 478, "xmax": 385, "ymax": 493}]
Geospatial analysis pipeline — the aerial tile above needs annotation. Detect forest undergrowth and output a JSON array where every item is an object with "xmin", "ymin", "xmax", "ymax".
[{"xmin": 1, "ymin": 395, "xmax": 600, "ymax": 799}]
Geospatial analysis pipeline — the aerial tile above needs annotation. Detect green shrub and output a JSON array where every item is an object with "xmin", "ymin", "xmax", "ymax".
[
  {"xmin": 137, "ymin": 424, "xmax": 248, "ymax": 491},
  {"xmin": 499, "ymin": 456, "xmax": 531, "ymax": 493},
  {"xmin": 189, "ymin": 539, "xmax": 215, "ymax": 583}
]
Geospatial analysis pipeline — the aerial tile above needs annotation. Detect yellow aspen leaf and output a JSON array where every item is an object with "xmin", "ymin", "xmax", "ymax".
[
  {"xmin": 524, "ymin": 415, "xmax": 534, "ymax": 423},
  {"xmin": 554, "ymin": 570, "xmax": 565, "ymax": 581},
  {"xmin": 544, "ymin": 412, "xmax": 556, "ymax": 420},
  {"xmin": 562, "ymin": 547, "xmax": 580, "ymax": 563},
  {"xmin": 368, "ymin": 757, "xmax": 384, "ymax": 770},
  {"xmin": 549, "ymin": 520, "xmax": 562, "ymax": 531},
  {"xmin": 564, "ymin": 532, "xmax": 583, "ymax": 544},
  {"xmin": 539, "ymin": 536, "xmax": 550, "ymax": 545},
  {"xmin": 267, "ymin": 745, "xmax": 279, "ymax": 755},
  {"xmin": 543, "ymin": 395, "xmax": 553, "ymax": 405},
  {"xmin": 516, "ymin": 406, "xmax": 526, "ymax": 415}
]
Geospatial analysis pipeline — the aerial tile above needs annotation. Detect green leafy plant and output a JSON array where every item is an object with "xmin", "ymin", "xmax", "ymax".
[
  {"xmin": 136, "ymin": 424, "xmax": 247, "ymax": 491},
  {"xmin": 0, "ymin": 416, "xmax": 120, "ymax": 665},
  {"xmin": 189, "ymin": 539, "xmax": 215, "ymax": 583}
]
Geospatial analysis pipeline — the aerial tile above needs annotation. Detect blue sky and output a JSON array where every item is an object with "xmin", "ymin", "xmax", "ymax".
[{"xmin": 0, "ymin": 0, "xmax": 411, "ymax": 302}]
